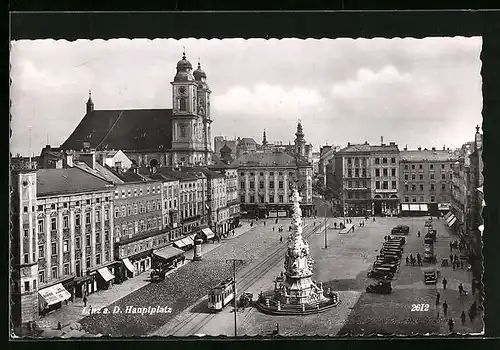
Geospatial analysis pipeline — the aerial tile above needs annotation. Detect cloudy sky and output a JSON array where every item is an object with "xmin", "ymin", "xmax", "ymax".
[{"xmin": 10, "ymin": 37, "xmax": 482, "ymax": 156}]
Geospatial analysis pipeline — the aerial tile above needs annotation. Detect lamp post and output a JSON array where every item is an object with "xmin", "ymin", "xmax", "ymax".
[{"xmin": 226, "ymin": 259, "xmax": 244, "ymax": 337}]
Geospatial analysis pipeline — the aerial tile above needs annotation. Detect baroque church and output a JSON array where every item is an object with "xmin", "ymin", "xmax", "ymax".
[{"xmin": 61, "ymin": 51, "xmax": 213, "ymax": 167}]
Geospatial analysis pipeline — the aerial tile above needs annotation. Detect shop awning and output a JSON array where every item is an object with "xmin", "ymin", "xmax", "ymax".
[
  {"xmin": 39, "ymin": 283, "xmax": 71, "ymax": 306},
  {"xmin": 446, "ymin": 214, "xmax": 456, "ymax": 225},
  {"xmin": 184, "ymin": 236, "xmax": 194, "ymax": 246},
  {"xmin": 97, "ymin": 267, "xmax": 115, "ymax": 282},
  {"xmin": 401, "ymin": 204, "xmax": 410, "ymax": 211},
  {"xmin": 420, "ymin": 204, "xmax": 429, "ymax": 212},
  {"xmin": 477, "ymin": 186, "xmax": 483, "ymax": 194},
  {"xmin": 173, "ymin": 239, "xmax": 187, "ymax": 248},
  {"xmin": 482, "ymin": 199, "xmax": 486, "ymax": 207},
  {"xmin": 443, "ymin": 211, "xmax": 452, "ymax": 221},
  {"xmin": 202, "ymin": 228, "xmax": 215, "ymax": 239},
  {"xmin": 123, "ymin": 258, "xmax": 136, "ymax": 274},
  {"xmin": 409, "ymin": 204, "xmax": 420, "ymax": 211},
  {"xmin": 447, "ymin": 216, "xmax": 457, "ymax": 227},
  {"xmin": 438, "ymin": 203, "xmax": 451, "ymax": 211},
  {"xmin": 154, "ymin": 245, "xmax": 184, "ymax": 261}
]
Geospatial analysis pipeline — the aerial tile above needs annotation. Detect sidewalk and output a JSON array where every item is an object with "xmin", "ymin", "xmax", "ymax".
[
  {"xmin": 428, "ymin": 218, "xmax": 483, "ymax": 334},
  {"xmin": 35, "ymin": 223, "xmax": 255, "ymax": 331}
]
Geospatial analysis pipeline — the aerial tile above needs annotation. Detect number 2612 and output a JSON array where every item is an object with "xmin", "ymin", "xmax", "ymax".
[{"xmin": 411, "ymin": 304, "xmax": 430, "ymax": 311}]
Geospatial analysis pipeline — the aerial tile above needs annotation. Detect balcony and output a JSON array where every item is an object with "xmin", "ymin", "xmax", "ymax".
[{"xmin": 374, "ymin": 188, "xmax": 398, "ymax": 194}]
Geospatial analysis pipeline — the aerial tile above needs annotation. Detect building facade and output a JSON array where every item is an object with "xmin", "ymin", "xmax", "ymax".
[
  {"xmin": 370, "ymin": 143, "xmax": 400, "ymax": 216},
  {"xmin": 11, "ymin": 168, "xmax": 115, "ymax": 326},
  {"xmin": 399, "ymin": 147, "xmax": 457, "ymax": 216}
]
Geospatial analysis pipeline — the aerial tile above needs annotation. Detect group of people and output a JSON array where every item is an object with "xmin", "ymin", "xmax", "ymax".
[
  {"xmin": 450, "ymin": 239, "xmax": 468, "ymax": 253},
  {"xmin": 405, "ymin": 253, "xmax": 423, "ymax": 266},
  {"xmin": 449, "ymin": 253, "xmax": 464, "ymax": 270}
]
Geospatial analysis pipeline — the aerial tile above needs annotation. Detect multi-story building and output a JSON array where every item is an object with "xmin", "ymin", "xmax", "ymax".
[
  {"xmin": 335, "ymin": 143, "xmax": 372, "ymax": 217},
  {"xmin": 211, "ymin": 163, "xmax": 241, "ymax": 231},
  {"xmin": 370, "ymin": 142, "xmax": 400, "ymax": 216},
  {"xmin": 451, "ymin": 142, "xmax": 474, "ymax": 236},
  {"xmin": 11, "ymin": 167, "xmax": 115, "ymax": 326},
  {"xmin": 234, "ymin": 151, "xmax": 313, "ymax": 218},
  {"xmin": 399, "ymin": 146, "xmax": 457, "ymax": 216}
]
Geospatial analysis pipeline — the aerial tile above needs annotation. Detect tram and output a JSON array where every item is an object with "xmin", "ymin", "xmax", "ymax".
[{"xmin": 207, "ymin": 278, "xmax": 236, "ymax": 312}]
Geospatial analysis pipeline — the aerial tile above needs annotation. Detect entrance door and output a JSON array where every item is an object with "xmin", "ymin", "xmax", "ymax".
[{"xmin": 374, "ymin": 201, "xmax": 382, "ymax": 216}]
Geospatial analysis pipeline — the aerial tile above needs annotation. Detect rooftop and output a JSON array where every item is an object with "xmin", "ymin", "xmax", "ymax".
[
  {"xmin": 36, "ymin": 168, "xmax": 113, "ymax": 196},
  {"xmin": 231, "ymin": 151, "xmax": 310, "ymax": 168},
  {"xmin": 60, "ymin": 108, "xmax": 173, "ymax": 152},
  {"xmin": 400, "ymin": 150, "xmax": 457, "ymax": 162}
]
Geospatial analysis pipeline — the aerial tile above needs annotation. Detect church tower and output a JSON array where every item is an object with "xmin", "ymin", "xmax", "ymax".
[
  {"xmin": 171, "ymin": 51, "xmax": 207, "ymax": 166},
  {"xmin": 294, "ymin": 121, "xmax": 306, "ymax": 157},
  {"xmin": 194, "ymin": 59, "xmax": 212, "ymax": 165},
  {"xmin": 86, "ymin": 90, "xmax": 94, "ymax": 114}
]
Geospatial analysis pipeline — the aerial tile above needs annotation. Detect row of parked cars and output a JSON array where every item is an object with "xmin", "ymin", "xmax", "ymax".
[{"xmin": 365, "ymin": 236, "xmax": 406, "ymax": 294}]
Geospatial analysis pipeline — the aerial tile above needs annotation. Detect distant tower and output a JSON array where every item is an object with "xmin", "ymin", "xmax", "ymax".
[
  {"xmin": 86, "ymin": 89, "xmax": 94, "ymax": 114},
  {"xmin": 194, "ymin": 58, "xmax": 212, "ymax": 165},
  {"xmin": 294, "ymin": 121, "xmax": 306, "ymax": 157},
  {"xmin": 262, "ymin": 129, "xmax": 268, "ymax": 146},
  {"xmin": 474, "ymin": 125, "xmax": 483, "ymax": 151},
  {"xmin": 220, "ymin": 143, "xmax": 233, "ymax": 164}
]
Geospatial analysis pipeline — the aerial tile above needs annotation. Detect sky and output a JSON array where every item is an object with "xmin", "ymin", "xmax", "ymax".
[{"xmin": 10, "ymin": 37, "xmax": 483, "ymax": 157}]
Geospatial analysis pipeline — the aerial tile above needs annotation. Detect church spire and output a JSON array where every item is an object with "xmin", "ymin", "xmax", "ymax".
[
  {"xmin": 262, "ymin": 129, "xmax": 268, "ymax": 145},
  {"xmin": 86, "ymin": 89, "xmax": 94, "ymax": 113}
]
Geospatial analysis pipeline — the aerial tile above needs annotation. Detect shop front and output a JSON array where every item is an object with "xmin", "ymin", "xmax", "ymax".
[
  {"xmin": 38, "ymin": 282, "xmax": 72, "ymax": 315},
  {"xmin": 173, "ymin": 235, "xmax": 194, "ymax": 252},
  {"xmin": 121, "ymin": 258, "xmax": 137, "ymax": 281},
  {"xmin": 201, "ymin": 227, "xmax": 215, "ymax": 242},
  {"xmin": 372, "ymin": 195, "xmax": 399, "ymax": 216},
  {"xmin": 152, "ymin": 245, "xmax": 185, "ymax": 270},
  {"xmin": 96, "ymin": 266, "xmax": 115, "ymax": 290},
  {"xmin": 438, "ymin": 203, "xmax": 451, "ymax": 217},
  {"xmin": 399, "ymin": 203, "xmax": 430, "ymax": 217}
]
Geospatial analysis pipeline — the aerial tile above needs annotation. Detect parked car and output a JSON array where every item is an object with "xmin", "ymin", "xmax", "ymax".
[
  {"xmin": 391, "ymin": 225, "xmax": 410, "ymax": 235},
  {"xmin": 366, "ymin": 280, "xmax": 392, "ymax": 294}
]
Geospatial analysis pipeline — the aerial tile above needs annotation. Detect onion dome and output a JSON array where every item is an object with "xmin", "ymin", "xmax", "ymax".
[
  {"xmin": 194, "ymin": 61, "xmax": 207, "ymax": 80},
  {"xmin": 174, "ymin": 51, "xmax": 194, "ymax": 82}
]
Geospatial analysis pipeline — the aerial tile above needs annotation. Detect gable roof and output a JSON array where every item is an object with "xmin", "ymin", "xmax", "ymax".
[
  {"xmin": 60, "ymin": 109, "xmax": 173, "ymax": 152},
  {"xmin": 73, "ymin": 161, "xmax": 125, "ymax": 184},
  {"xmin": 37, "ymin": 168, "xmax": 114, "ymax": 196}
]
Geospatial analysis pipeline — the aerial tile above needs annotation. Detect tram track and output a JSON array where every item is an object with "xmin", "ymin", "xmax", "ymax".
[{"xmin": 156, "ymin": 220, "xmax": 327, "ymax": 337}]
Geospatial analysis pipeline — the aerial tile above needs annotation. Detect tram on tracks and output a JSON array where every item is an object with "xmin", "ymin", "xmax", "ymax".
[{"xmin": 207, "ymin": 278, "xmax": 236, "ymax": 312}]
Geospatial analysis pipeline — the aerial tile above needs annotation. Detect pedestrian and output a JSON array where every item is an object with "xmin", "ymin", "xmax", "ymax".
[
  {"xmin": 449, "ymin": 242, "xmax": 453, "ymax": 252},
  {"xmin": 83, "ymin": 295, "xmax": 88, "ymax": 307},
  {"xmin": 443, "ymin": 277, "xmax": 448, "ymax": 290},
  {"xmin": 452, "ymin": 260, "xmax": 456, "ymax": 270},
  {"xmin": 89, "ymin": 305, "xmax": 93, "ymax": 314},
  {"xmin": 436, "ymin": 291, "xmax": 440, "ymax": 305},
  {"xmin": 460, "ymin": 260, "xmax": 464, "ymax": 269},
  {"xmin": 264, "ymin": 221, "xmax": 266, "ymax": 226},
  {"xmin": 406, "ymin": 256, "xmax": 410, "ymax": 266},
  {"xmin": 443, "ymin": 300, "xmax": 448, "ymax": 316},
  {"xmin": 334, "ymin": 222, "xmax": 337, "ymax": 229},
  {"xmin": 461, "ymin": 310, "xmax": 466, "ymax": 325},
  {"xmin": 454, "ymin": 254, "xmax": 459, "ymax": 263},
  {"xmin": 232, "ymin": 229, "xmax": 235, "ymax": 236},
  {"xmin": 458, "ymin": 283, "xmax": 464, "ymax": 296},
  {"xmin": 448, "ymin": 318, "xmax": 454, "ymax": 333},
  {"xmin": 314, "ymin": 222, "xmax": 316, "ymax": 226},
  {"xmin": 449, "ymin": 254, "xmax": 453, "ymax": 265},
  {"xmin": 417, "ymin": 253, "xmax": 422, "ymax": 266},
  {"xmin": 57, "ymin": 322, "xmax": 62, "ymax": 330},
  {"xmin": 273, "ymin": 227, "xmax": 275, "ymax": 232},
  {"xmin": 280, "ymin": 236, "xmax": 283, "ymax": 243},
  {"xmin": 417, "ymin": 230, "xmax": 421, "ymax": 238}
]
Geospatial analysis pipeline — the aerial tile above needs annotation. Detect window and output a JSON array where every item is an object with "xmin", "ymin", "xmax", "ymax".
[
  {"xmin": 24, "ymin": 281, "xmax": 30, "ymax": 292},
  {"xmin": 450, "ymin": 173, "xmax": 453, "ymax": 179},
  {"xmin": 411, "ymin": 174, "xmax": 416, "ymax": 180},
  {"xmin": 278, "ymin": 181, "xmax": 283, "ymax": 189},
  {"xmin": 405, "ymin": 184, "xmax": 409, "ymax": 191},
  {"xmin": 430, "ymin": 164, "xmax": 434, "ymax": 169},
  {"xmin": 430, "ymin": 196, "xmax": 435, "ymax": 202},
  {"xmin": 51, "ymin": 242, "xmax": 57, "ymax": 255},
  {"xmin": 24, "ymin": 253, "xmax": 29, "ymax": 264},
  {"xmin": 259, "ymin": 172, "xmax": 264, "ymax": 176},
  {"xmin": 412, "ymin": 185, "xmax": 416, "ymax": 192},
  {"xmin": 24, "ymin": 229, "xmax": 28, "ymax": 238},
  {"xmin": 51, "ymin": 266, "xmax": 58, "ymax": 279},
  {"xmin": 419, "ymin": 174, "xmax": 423, "ymax": 180},
  {"xmin": 179, "ymin": 98, "xmax": 187, "ymax": 112},
  {"xmin": 96, "ymin": 211, "xmax": 101, "ymax": 222},
  {"xmin": 382, "ymin": 181, "xmax": 388, "ymax": 189},
  {"xmin": 240, "ymin": 172, "xmax": 244, "ymax": 177},
  {"xmin": 240, "ymin": 181, "xmax": 245, "ymax": 189},
  {"xmin": 279, "ymin": 195, "xmax": 284, "ymax": 203},
  {"xmin": 115, "ymin": 208, "xmax": 120, "ymax": 218},
  {"xmin": 75, "ymin": 214, "xmax": 81, "ymax": 226},
  {"xmin": 38, "ymin": 205, "xmax": 43, "ymax": 211},
  {"xmin": 76, "ymin": 201, "xmax": 80, "ymax": 207},
  {"xmin": 240, "ymin": 195, "xmax": 245, "ymax": 203},
  {"xmin": 96, "ymin": 254, "xmax": 101, "ymax": 265},
  {"xmin": 441, "ymin": 183, "xmax": 446, "ymax": 190},
  {"xmin": 86, "ymin": 257, "xmax": 91, "ymax": 269},
  {"xmin": 269, "ymin": 196, "xmax": 274, "ymax": 203},
  {"xmin": 348, "ymin": 181, "xmax": 352, "ymax": 188},
  {"xmin": 250, "ymin": 172, "xmax": 254, "ymax": 176},
  {"xmin": 375, "ymin": 181, "xmax": 380, "ymax": 189},
  {"xmin": 392, "ymin": 181, "xmax": 397, "ymax": 189},
  {"xmin": 260, "ymin": 196, "xmax": 264, "ymax": 203},
  {"xmin": 391, "ymin": 168, "xmax": 396, "ymax": 176},
  {"xmin": 76, "ymin": 237, "xmax": 81, "ymax": 249},
  {"xmin": 38, "ymin": 219, "xmax": 44, "ymax": 233},
  {"xmin": 269, "ymin": 181, "xmax": 274, "ymax": 189},
  {"xmin": 104, "ymin": 210, "xmax": 109, "ymax": 221},
  {"xmin": 412, "ymin": 197, "xmax": 417, "ymax": 203},
  {"xmin": 362, "ymin": 180, "xmax": 367, "ymax": 188},
  {"xmin": 420, "ymin": 196, "xmax": 424, "ymax": 202},
  {"xmin": 383, "ymin": 168, "xmax": 388, "ymax": 176},
  {"xmin": 348, "ymin": 192, "xmax": 352, "ymax": 199},
  {"xmin": 354, "ymin": 168, "xmax": 359, "ymax": 177},
  {"xmin": 38, "ymin": 270, "xmax": 45, "ymax": 283},
  {"xmin": 85, "ymin": 212, "xmax": 91, "ymax": 224},
  {"xmin": 391, "ymin": 157, "xmax": 396, "ymax": 164},
  {"xmin": 64, "ymin": 263, "xmax": 70, "ymax": 275},
  {"xmin": 39, "ymin": 245, "xmax": 44, "ymax": 258},
  {"xmin": 382, "ymin": 158, "xmax": 388, "ymax": 164},
  {"xmin": 420, "ymin": 184, "xmax": 424, "ymax": 191},
  {"xmin": 430, "ymin": 173, "xmax": 435, "ymax": 180},
  {"xmin": 250, "ymin": 195, "xmax": 255, "ymax": 203},
  {"xmin": 96, "ymin": 231, "xmax": 100, "ymax": 242},
  {"xmin": 249, "ymin": 182, "xmax": 254, "ymax": 189},
  {"xmin": 62, "ymin": 215, "xmax": 68, "ymax": 229},
  {"xmin": 348, "ymin": 158, "xmax": 352, "ymax": 165},
  {"xmin": 441, "ymin": 174, "xmax": 446, "ymax": 180},
  {"xmin": 441, "ymin": 164, "xmax": 445, "ymax": 169},
  {"xmin": 362, "ymin": 169, "xmax": 366, "ymax": 177},
  {"xmin": 86, "ymin": 235, "xmax": 91, "ymax": 246},
  {"xmin": 404, "ymin": 165, "xmax": 408, "ymax": 170},
  {"xmin": 270, "ymin": 172, "xmax": 274, "ymax": 176},
  {"xmin": 259, "ymin": 181, "xmax": 264, "ymax": 189},
  {"xmin": 404, "ymin": 174, "xmax": 408, "ymax": 180},
  {"xmin": 355, "ymin": 181, "xmax": 359, "ymax": 188},
  {"xmin": 430, "ymin": 184, "xmax": 435, "ymax": 191},
  {"xmin": 105, "ymin": 251, "xmax": 110, "ymax": 262},
  {"xmin": 419, "ymin": 164, "xmax": 423, "ymax": 169},
  {"xmin": 63, "ymin": 240, "xmax": 69, "ymax": 253},
  {"xmin": 347, "ymin": 169, "xmax": 352, "ymax": 177},
  {"xmin": 105, "ymin": 230, "xmax": 109, "ymax": 241},
  {"xmin": 375, "ymin": 158, "xmax": 380, "ymax": 165},
  {"xmin": 51, "ymin": 218, "xmax": 57, "ymax": 231},
  {"xmin": 405, "ymin": 196, "xmax": 409, "ymax": 202}
]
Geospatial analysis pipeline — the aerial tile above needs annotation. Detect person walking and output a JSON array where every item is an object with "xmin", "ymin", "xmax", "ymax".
[
  {"xmin": 442, "ymin": 277, "xmax": 448, "ymax": 290},
  {"xmin": 417, "ymin": 253, "xmax": 422, "ymax": 266},
  {"xmin": 417, "ymin": 230, "xmax": 421, "ymax": 238},
  {"xmin": 461, "ymin": 310, "xmax": 466, "ymax": 325},
  {"xmin": 448, "ymin": 318, "xmax": 454, "ymax": 333},
  {"xmin": 406, "ymin": 256, "xmax": 410, "ymax": 266},
  {"xmin": 280, "ymin": 236, "xmax": 283, "ymax": 243},
  {"xmin": 334, "ymin": 222, "xmax": 337, "ymax": 229},
  {"xmin": 83, "ymin": 295, "xmax": 88, "ymax": 307},
  {"xmin": 443, "ymin": 300, "xmax": 448, "ymax": 317},
  {"xmin": 436, "ymin": 291, "xmax": 441, "ymax": 306},
  {"xmin": 57, "ymin": 322, "xmax": 62, "ymax": 330},
  {"xmin": 458, "ymin": 283, "xmax": 464, "ymax": 296},
  {"xmin": 449, "ymin": 254, "xmax": 453, "ymax": 265},
  {"xmin": 450, "ymin": 241, "xmax": 453, "ymax": 252},
  {"xmin": 273, "ymin": 227, "xmax": 275, "ymax": 232},
  {"xmin": 452, "ymin": 260, "xmax": 456, "ymax": 270}
]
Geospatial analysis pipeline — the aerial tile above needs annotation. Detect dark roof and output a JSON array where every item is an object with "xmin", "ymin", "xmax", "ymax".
[
  {"xmin": 73, "ymin": 162, "xmax": 125, "ymax": 184},
  {"xmin": 237, "ymin": 138, "xmax": 257, "ymax": 146},
  {"xmin": 191, "ymin": 167, "xmax": 225, "ymax": 179},
  {"xmin": 155, "ymin": 167, "xmax": 203, "ymax": 181},
  {"xmin": 338, "ymin": 144, "xmax": 371, "ymax": 153},
  {"xmin": 370, "ymin": 144, "xmax": 399, "ymax": 152},
  {"xmin": 400, "ymin": 150, "xmax": 457, "ymax": 162},
  {"xmin": 37, "ymin": 168, "xmax": 114, "ymax": 196},
  {"xmin": 231, "ymin": 151, "xmax": 309, "ymax": 167},
  {"xmin": 60, "ymin": 109, "xmax": 173, "ymax": 151}
]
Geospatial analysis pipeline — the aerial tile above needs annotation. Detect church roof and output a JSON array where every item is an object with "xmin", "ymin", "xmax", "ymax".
[
  {"xmin": 231, "ymin": 151, "xmax": 310, "ymax": 168},
  {"xmin": 60, "ymin": 109, "xmax": 173, "ymax": 152}
]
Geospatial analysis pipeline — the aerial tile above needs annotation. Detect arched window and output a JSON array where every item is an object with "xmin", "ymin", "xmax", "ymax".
[
  {"xmin": 179, "ymin": 124, "xmax": 186, "ymax": 138},
  {"xmin": 179, "ymin": 98, "xmax": 187, "ymax": 112}
]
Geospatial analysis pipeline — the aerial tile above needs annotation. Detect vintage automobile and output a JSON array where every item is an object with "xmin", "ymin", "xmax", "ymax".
[
  {"xmin": 238, "ymin": 292, "xmax": 254, "ymax": 308},
  {"xmin": 376, "ymin": 255, "xmax": 400, "ymax": 264},
  {"xmin": 423, "ymin": 268, "xmax": 440, "ymax": 284},
  {"xmin": 150, "ymin": 268, "xmax": 166, "ymax": 282},
  {"xmin": 373, "ymin": 262, "xmax": 398, "ymax": 273},
  {"xmin": 366, "ymin": 280, "xmax": 392, "ymax": 294},
  {"xmin": 367, "ymin": 268, "xmax": 394, "ymax": 280},
  {"xmin": 380, "ymin": 248, "xmax": 402, "ymax": 257},
  {"xmin": 383, "ymin": 243, "xmax": 404, "ymax": 251},
  {"xmin": 391, "ymin": 225, "xmax": 410, "ymax": 235},
  {"xmin": 387, "ymin": 237, "xmax": 406, "ymax": 245}
]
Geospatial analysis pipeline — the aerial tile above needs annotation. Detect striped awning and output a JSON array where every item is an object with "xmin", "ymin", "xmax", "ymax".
[
  {"xmin": 409, "ymin": 204, "xmax": 420, "ymax": 211},
  {"xmin": 173, "ymin": 239, "xmax": 187, "ymax": 248},
  {"xmin": 446, "ymin": 214, "xmax": 456, "ymax": 225},
  {"xmin": 443, "ymin": 211, "xmax": 452, "ymax": 221},
  {"xmin": 447, "ymin": 216, "xmax": 457, "ymax": 227},
  {"xmin": 401, "ymin": 204, "xmax": 410, "ymax": 211}
]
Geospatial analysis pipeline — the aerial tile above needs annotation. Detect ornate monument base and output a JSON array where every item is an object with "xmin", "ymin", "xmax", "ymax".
[{"xmin": 255, "ymin": 188, "xmax": 340, "ymax": 315}]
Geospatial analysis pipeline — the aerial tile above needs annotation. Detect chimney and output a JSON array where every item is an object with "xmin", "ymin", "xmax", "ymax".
[
  {"xmin": 431, "ymin": 147, "xmax": 436, "ymax": 151},
  {"xmin": 418, "ymin": 146, "xmax": 422, "ymax": 151},
  {"xmin": 443, "ymin": 145, "xmax": 446, "ymax": 150},
  {"xmin": 65, "ymin": 154, "xmax": 73, "ymax": 167},
  {"xmin": 404, "ymin": 146, "xmax": 407, "ymax": 151},
  {"xmin": 80, "ymin": 152, "xmax": 96, "ymax": 169},
  {"xmin": 381, "ymin": 136, "xmax": 384, "ymax": 145},
  {"xmin": 347, "ymin": 142, "xmax": 351, "ymax": 147},
  {"xmin": 82, "ymin": 141, "xmax": 91, "ymax": 152},
  {"xmin": 389, "ymin": 142, "xmax": 395, "ymax": 146}
]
